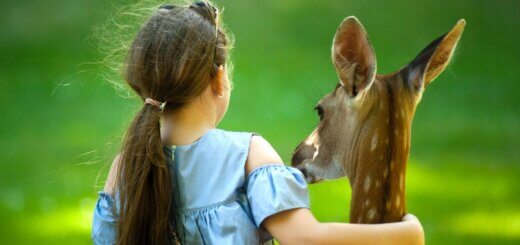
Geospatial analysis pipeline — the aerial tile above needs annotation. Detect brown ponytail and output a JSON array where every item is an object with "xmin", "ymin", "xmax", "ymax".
[
  {"xmin": 117, "ymin": 104, "xmax": 173, "ymax": 244},
  {"xmin": 111, "ymin": 1, "xmax": 230, "ymax": 244}
]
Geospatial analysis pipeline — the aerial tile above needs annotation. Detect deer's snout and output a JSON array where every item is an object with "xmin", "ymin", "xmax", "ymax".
[{"xmin": 291, "ymin": 142, "xmax": 320, "ymax": 182}]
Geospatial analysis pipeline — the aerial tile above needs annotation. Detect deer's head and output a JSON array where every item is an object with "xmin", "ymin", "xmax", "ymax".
[{"xmin": 291, "ymin": 17, "xmax": 465, "ymax": 184}]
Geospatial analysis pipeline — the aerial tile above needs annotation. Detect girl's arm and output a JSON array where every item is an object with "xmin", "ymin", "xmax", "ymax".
[
  {"xmin": 263, "ymin": 207, "xmax": 424, "ymax": 245},
  {"xmin": 247, "ymin": 136, "xmax": 424, "ymax": 245},
  {"xmin": 103, "ymin": 154, "xmax": 121, "ymax": 195}
]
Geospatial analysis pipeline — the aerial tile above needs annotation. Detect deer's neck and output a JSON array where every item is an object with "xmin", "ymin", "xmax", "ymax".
[
  {"xmin": 348, "ymin": 143, "xmax": 410, "ymax": 223},
  {"xmin": 348, "ymin": 84, "xmax": 413, "ymax": 224}
]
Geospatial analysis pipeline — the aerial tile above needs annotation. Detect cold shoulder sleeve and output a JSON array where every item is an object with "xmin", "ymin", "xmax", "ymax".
[
  {"xmin": 92, "ymin": 191, "xmax": 118, "ymax": 245},
  {"xmin": 245, "ymin": 164, "xmax": 310, "ymax": 228}
]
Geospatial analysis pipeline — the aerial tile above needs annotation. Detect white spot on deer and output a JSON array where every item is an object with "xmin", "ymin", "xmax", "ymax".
[
  {"xmin": 395, "ymin": 196, "xmax": 401, "ymax": 208},
  {"xmin": 383, "ymin": 168, "xmax": 388, "ymax": 178},
  {"xmin": 384, "ymin": 138, "xmax": 389, "ymax": 145},
  {"xmin": 364, "ymin": 199, "xmax": 370, "ymax": 207},
  {"xmin": 399, "ymin": 173, "xmax": 404, "ymax": 191},
  {"xmin": 386, "ymin": 200, "xmax": 391, "ymax": 210},
  {"xmin": 401, "ymin": 109, "xmax": 406, "ymax": 118},
  {"xmin": 364, "ymin": 175, "xmax": 372, "ymax": 193},
  {"xmin": 368, "ymin": 208, "xmax": 377, "ymax": 220},
  {"xmin": 370, "ymin": 134, "xmax": 378, "ymax": 152},
  {"xmin": 376, "ymin": 180, "xmax": 381, "ymax": 188},
  {"xmin": 311, "ymin": 144, "xmax": 320, "ymax": 161}
]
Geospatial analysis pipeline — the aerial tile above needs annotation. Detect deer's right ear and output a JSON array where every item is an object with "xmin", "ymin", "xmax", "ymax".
[{"xmin": 332, "ymin": 16, "xmax": 377, "ymax": 98}]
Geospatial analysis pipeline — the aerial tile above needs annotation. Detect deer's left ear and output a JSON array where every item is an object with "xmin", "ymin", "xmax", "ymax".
[
  {"xmin": 405, "ymin": 19, "xmax": 466, "ymax": 91},
  {"xmin": 332, "ymin": 16, "xmax": 377, "ymax": 98}
]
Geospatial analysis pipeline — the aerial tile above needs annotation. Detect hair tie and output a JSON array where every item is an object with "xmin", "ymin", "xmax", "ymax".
[{"xmin": 145, "ymin": 98, "xmax": 166, "ymax": 112}]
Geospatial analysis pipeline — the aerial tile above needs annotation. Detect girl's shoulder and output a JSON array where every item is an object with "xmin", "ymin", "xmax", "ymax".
[
  {"xmin": 245, "ymin": 134, "xmax": 284, "ymax": 176},
  {"xmin": 208, "ymin": 128, "xmax": 284, "ymax": 175}
]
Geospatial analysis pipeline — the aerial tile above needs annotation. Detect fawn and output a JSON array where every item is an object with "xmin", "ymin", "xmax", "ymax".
[{"xmin": 291, "ymin": 16, "xmax": 465, "ymax": 223}]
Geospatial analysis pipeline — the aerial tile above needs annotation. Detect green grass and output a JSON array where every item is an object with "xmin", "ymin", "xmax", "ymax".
[{"xmin": 0, "ymin": 0, "xmax": 519, "ymax": 244}]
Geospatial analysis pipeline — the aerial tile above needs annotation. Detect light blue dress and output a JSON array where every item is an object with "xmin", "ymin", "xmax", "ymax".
[{"xmin": 91, "ymin": 128, "xmax": 310, "ymax": 244}]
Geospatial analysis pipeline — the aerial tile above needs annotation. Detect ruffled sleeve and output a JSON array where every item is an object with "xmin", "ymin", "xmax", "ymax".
[
  {"xmin": 245, "ymin": 164, "xmax": 310, "ymax": 228},
  {"xmin": 91, "ymin": 191, "xmax": 118, "ymax": 245}
]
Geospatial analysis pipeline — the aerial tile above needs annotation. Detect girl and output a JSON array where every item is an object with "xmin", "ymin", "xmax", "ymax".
[{"xmin": 92, "ymin": 1, "xmax": 424, "ymax": 244}]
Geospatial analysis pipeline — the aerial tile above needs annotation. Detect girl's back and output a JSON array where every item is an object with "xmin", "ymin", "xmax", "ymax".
[
  {"xmin": 168, "ymin": 129, "xmax": 290, "ymax": 244},
  {"xmin": 92, "ymin": 129, "xmax": 310, "ymax": 244}
]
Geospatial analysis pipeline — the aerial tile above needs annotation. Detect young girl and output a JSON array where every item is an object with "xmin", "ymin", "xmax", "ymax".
[{"xmin": 92, "ymin": 1, "xmax": 424, "ymax": 244}]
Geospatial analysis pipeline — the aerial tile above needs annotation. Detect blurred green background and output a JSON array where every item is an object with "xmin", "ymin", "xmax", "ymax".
[{"xmin": 1, "ymin": 0, "xmax": 519, "ymax": 244}]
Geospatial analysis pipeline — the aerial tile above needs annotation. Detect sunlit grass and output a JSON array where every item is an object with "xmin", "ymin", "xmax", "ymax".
[
  {"xmin": 451, "ymin": 210, "xmax": 520, "ymax": 239},
  {"xmin": 26, "ymin": 198, "xmax": 95, "ymax": 236}
]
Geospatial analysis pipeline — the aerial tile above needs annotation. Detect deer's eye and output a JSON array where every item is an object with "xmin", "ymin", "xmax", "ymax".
[{"xmin": 314, "ymin": 105, "xmax": 324, "ymax": 121}]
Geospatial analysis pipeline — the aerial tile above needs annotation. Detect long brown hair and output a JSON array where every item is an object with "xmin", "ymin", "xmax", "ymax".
[{"xmin": 113, "ymin": 1, "xmax": 229, "ymax": 244}]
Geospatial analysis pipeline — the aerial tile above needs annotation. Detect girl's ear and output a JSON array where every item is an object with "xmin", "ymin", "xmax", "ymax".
[{"xmin": 210, "ymin": 65, "xmax": 225, "ymax": 96}]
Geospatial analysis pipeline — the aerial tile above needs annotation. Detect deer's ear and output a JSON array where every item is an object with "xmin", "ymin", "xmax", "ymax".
[
  {"xmin": 332, "ymin": 16, "xmax": 377, "ymax": 98},
  {"xmin": 405, "ymin": 19, "xmax": 465, "ymax": 91}
]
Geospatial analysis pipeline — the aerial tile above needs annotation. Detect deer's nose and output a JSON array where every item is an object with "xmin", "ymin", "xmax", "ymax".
[{"xmin": 291, "ymin": 151, "xmax": 303, "ymax": 167}]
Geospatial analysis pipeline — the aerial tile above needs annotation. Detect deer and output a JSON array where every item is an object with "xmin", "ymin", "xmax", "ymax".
[{"xmin": 291, "ymin": 16, "xmax": 465, "ymax": 224}]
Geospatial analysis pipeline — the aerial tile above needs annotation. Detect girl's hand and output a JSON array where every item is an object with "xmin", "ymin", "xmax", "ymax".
[
  {"xmin": 402, "ymin": 213, "xmax": 425, "ymax": 245},
  {"xmin": 402, "ymin": 213, "xmax": 420, "ymax": 223}
]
